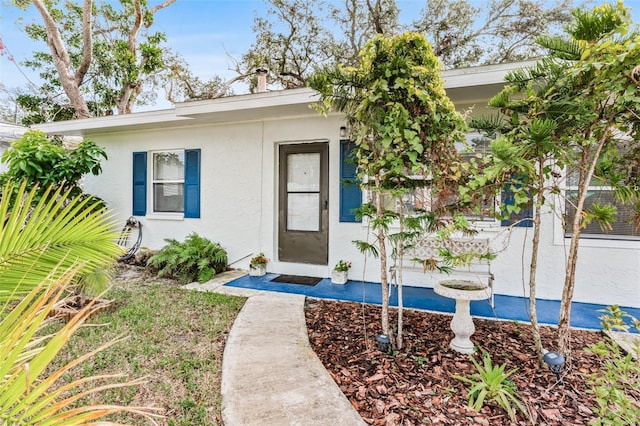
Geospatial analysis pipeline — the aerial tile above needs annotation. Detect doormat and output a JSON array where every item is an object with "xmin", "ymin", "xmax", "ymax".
[{"xmin": 271, "ymin": 275, "xmax": 322, "ymax": 286}]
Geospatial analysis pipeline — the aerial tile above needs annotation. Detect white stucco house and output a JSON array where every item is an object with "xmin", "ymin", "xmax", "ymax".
[{"xmin": 33, "ymin": 61, "xmax": 640, "ymax": 309}]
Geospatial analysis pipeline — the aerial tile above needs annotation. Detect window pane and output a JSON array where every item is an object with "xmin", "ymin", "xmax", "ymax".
[
  {"xmin": 287, "ymin": 193, "xmax": 319, "ymax": 231},
  {"xmin": 376, "ymin": 184, "xmax": 496, "ymax": 221},
  {"xmin": 459, "ymin": 134, "xmax": 492, "ymax": 159},
  {"xmin": 375, "ymin": 133, "xmax": 497, "ymax": 220},
  {"xmin": 287, "ymin": 153, "xmax": 320, "ymax": 192},
  {"xmin": 565, "ymin": 189, "xmax": 639, "ymax": 239},
  {"xmin": 153, "ymin": 151, "xmax": 184, "ymax": 180},
  {"xmin": 154, "ymin": 183, "xmax": 184, "ymax": 212}
]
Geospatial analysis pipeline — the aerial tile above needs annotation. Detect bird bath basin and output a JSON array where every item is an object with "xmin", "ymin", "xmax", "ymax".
[{"xmin": 434, "ymin": 279, "xmax": 491, "ymax": 354}]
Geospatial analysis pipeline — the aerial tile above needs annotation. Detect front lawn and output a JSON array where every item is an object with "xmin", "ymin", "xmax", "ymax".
[{"xmin": 46, "ymin": 265, "xmax": 245, "ymax": 426}]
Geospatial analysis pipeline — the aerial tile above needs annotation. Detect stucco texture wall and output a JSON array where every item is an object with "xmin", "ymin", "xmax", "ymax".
[{"xmin": 81, "ymin": 113, "xmax": 640, "ymax": 309}]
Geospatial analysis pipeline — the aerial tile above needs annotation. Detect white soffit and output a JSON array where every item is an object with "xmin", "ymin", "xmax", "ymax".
[{"xmin": 34, "ymin": 108, "xmax": 188, "ymax": 137}]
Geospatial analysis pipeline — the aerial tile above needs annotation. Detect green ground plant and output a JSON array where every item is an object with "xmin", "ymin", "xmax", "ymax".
[
  {"xmin": 453, "ymin": 351, "xmax": 530, "ymax": 423},
  {"xmin": 586, "ymin": 306, "xmax": 640, "ymax": 425},
  {"xmin": 147, "ymin": 233, "xmax": 228, "ymax": 283}
]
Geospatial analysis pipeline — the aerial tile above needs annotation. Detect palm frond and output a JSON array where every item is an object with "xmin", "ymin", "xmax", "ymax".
[
  {"xmin": 536, "ymin": 35, "xmax": 582, "ymax": 60},
  {"xmin": 0, "ymin": 180, "xmax": 122, "ymax": 303},
  {"xmin": 0, "ymin": 267, "xmax": 163, "ymax": 424}
]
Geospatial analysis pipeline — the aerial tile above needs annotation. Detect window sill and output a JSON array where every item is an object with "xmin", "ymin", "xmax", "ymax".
[
  {"xmin": 468, "ymin": 220, "xmax": 501, "ymax": 232},
  {"xmin": 560, "ymin": 236, "xmax": 640, "ymax": 250},
  {"xmin": 146, "ymin": 213, "xmax": 184, "ymax": 221},
  {"xmin": 361, "ymin": 218, "xmax": 502, "ymax": 232}
]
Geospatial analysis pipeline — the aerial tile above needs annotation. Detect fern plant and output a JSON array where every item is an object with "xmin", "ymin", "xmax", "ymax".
[
  {"xmin": 453, "ymin": 351, "xmax": 530, "ymax": 423},
  {"xmin": 147, "ymin": 233, "xmax": 228, "ymax": 283}
]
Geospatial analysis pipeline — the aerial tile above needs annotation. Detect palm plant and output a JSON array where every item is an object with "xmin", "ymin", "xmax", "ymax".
[
  {"xmin": 0, "ymin": 180, "xmax": 122, "ymax": 302},
  {"xmin": 0, "ymin": 180, "xmax": 162, "ymax": 424},
  {"xmin": 453, "ymin": 351, "xmax": 531, "ymax": 423},
  {"xmin": 0, "ymin": 268, "xmax": 162, "ymax": 424}
]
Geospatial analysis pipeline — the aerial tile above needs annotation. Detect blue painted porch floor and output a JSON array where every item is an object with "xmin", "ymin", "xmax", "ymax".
[{"xmin": 226, "ymin": 273, "xmax": 640, "ymax": 331}]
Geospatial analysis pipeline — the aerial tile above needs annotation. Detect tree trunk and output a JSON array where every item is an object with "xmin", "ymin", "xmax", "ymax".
[
  {"xmin": 557, "ymin": 211, "xmax": 582, "ymax": 357},
  {"xmin": 558, "ymin": 132, "xmax": 609, "ymax": 357},
  {"xmin": 396, "ymin": 201, "xmax": 404, "ymax": 350},
  {"xmin": 375, "ymin": 173, "xmax": 390, "ymax": 337},
  {"xmin": 33, "ymin": 0, "xmax": 92, "ymax": 119},
  {"xmin": 116, "ymin": 0, "xmax": 177, "ymax": 114},
  {"xmin": 529, "ymin": 162, "xmax": 545, "ymax": 365},
  {"xmin": 115, "ymin": 0, "xmax": 143, "ymax": 114}
]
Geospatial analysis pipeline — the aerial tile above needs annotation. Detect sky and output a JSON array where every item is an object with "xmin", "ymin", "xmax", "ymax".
[
  {"xmin": 0, "ymin": 0, "xmax": 639, "ymax": 111},
  {"xmin": 0, "ymin": 0, "xmax": 422, "ymax": 91}
]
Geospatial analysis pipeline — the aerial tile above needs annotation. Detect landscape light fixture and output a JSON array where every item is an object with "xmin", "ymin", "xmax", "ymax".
[
  {"xmin": 542, "ymin": 350, "xmax": 565, "ymax": 382},
  {"xmin": 376, "ymin": 334, "xmax": 391, "ymax": 353}
]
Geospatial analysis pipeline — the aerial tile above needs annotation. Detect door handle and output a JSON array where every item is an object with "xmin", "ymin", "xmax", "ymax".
[{"xmin": 324, "ymin": 200, "xmax": 328, "ymax": 210}]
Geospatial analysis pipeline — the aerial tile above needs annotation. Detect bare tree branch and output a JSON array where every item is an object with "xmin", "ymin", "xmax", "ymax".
[
  {"xmin": 149, "ymin": 0, "xmax": 177, "ymax": 14},
  {"xmin": 76, "ymin": 0, "xmax": 93, "ymax": 85},
  {"xmin": 32, "ymin": 0, "xmax": 91, "ymax": 118}
]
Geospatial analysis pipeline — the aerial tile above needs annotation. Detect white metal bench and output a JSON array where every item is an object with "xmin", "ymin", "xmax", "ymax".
[{"xmin": 389, "ymin": 236, "xmax": 495, "ymax": 308}]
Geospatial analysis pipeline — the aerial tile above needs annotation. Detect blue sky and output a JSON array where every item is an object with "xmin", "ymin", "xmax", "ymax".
[{"xmin": 0, "ymin": 0, "xmax": 638, "ymax": 108}]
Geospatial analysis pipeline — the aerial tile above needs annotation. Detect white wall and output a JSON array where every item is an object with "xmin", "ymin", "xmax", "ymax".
[
  {"xmin": 83, "ymin": 121, "xmax": 265, "ymax": 268},
  {"xmin": 83, "ymin": 113, "xmax": 640, "ymax": 309}
]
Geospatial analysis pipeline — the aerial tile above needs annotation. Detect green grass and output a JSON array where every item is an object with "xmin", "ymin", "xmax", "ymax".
[{"xmin": 45, "ymin": 268, "xmax": 246, "ymax": 425}]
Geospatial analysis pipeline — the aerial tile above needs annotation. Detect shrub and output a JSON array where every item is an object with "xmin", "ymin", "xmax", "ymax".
[
  {"xmin": 0, "ymin": 130, "xmax": 106, "ymax": 200},
  {"xmin": 147, "ymin": 233, "xmax": 228, "ymax": 283},
  {"xmin": 586, "ymin": 306, "xmax": 640, "ymax": 425}
]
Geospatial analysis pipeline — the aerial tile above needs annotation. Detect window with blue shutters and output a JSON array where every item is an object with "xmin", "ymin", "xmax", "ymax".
[
  {"xmin": 132, "ymin": 149, "xmax": 200, "ymax": 218},
  {"xmin": 339, "ymin": 140, "xmax": 362, "ymax": 222}
]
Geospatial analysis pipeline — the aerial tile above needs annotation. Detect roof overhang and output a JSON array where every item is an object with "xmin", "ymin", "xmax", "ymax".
[
  {"xmin": 0, "ymin": 122, "xmax": 29, "ymax": 143},
  {"xmin": 34, "ymin": 60, "xmax": 535, "ymax": 137}
]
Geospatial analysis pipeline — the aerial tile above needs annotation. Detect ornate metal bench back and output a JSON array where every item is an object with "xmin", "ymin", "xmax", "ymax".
[
  {"xmin": 406, "ymin": 237, "xmax": 491, "ymax": 264},
  {"xmin": 393, "ymin": 236, "xmax": 495, "ymax": 308}
]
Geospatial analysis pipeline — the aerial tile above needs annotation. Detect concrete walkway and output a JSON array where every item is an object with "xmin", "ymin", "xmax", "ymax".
[
  {"xmin": 184, "ymin": 271, "xmax": 640, "ymax": 425},
  {"xmin": 183, "ymin": 272, "xmax": 366, "ymax": 426}
]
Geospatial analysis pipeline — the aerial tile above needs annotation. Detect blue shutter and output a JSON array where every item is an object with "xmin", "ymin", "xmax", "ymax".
[
  {"xmin": 340, "ymin": 140, "xmax": 362, "ymax": 222},
  {"xmin": 132, "ymin": 152, "xmax": 147, "ymax": 216},
  {"xmin": 184, "ymin": 149, "xmax": 201, "ymax": 218},
  {"xmin": 501, "ymin": 182, "xmax": 533, "ymax": 227}
]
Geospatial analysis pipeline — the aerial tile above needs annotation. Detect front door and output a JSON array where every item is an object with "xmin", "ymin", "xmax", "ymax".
[{"xmin": 278, "ymin": 142, "xmax": 329, "ymax": 265}]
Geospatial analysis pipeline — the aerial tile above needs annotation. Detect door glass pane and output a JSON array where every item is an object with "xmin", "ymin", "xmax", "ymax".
[
  {"xmin": 288, "ymin": 193, "xmax": 319, "ymax": 231},
  {"xmin": 287, "ymin": 153, "xmax": 320, "ymax": 192},
  {"xmin": 153, "ymin": 151, "xmax": 185, "ymax": 180}
]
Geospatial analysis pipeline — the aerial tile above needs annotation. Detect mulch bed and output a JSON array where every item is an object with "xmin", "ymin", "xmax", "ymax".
[{"xmin": 305, "ymin": 299, "xmax": 606, "ymax": 425}]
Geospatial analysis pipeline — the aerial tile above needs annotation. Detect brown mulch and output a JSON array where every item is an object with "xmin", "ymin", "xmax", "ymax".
[{"xmin": 305, "ymin": 299, "xmax": 605, "ymax": 425}]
